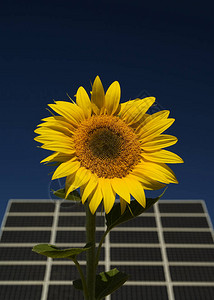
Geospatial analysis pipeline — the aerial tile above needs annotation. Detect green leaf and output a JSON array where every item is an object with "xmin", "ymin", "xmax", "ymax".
[
  {"xmin": 73, "ymin": 268, "xmax": 128, "ymax": 299},
  {"xmin": 106, "ymin": 189, "xmax": 166, "ymax": 231},
  {"xmin": 53, "ymin": 188, "xmax": 81, "ymax": 202},
  {"xmin": 32, "ymin": 243, "xmax": 91, "ymax": 259}
]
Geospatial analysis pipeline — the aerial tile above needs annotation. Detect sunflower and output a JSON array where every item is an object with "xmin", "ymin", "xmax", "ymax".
[{"xmin": 35, "ymin": 76, "xmax": 183, "ymax": 214}]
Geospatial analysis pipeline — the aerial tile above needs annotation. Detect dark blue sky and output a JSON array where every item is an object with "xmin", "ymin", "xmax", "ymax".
[{"xmin": 0, "ymin": 1, "xmax": 213, "ymax": 224}]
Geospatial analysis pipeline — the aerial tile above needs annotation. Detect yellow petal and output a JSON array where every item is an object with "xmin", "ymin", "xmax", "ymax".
[
  {"xmin": 52, "ymin": 158, "xmax": 80, "ymax": 180},
  {"xmin": 120, "ymin": 97, "xmax": 155, "ymax": 125},
  {"xmin": 123, "ymin": 176, "xmax": 146, "ymax": 207},
  {"xmin": 138, "ymin": 117, "xmax": 175, "ymax": 142},
  {"xmin": 41, "ymin": 152, "xmax": 73, "ymax": 163},
  {"xmin": 48, "ymin": 101, "xmax": 84, "ymax": 125},
  {"xmin": 99, "ymin": 178, "xmax": 115, "ymax": 214},
  {"xmin": 39, "ymin": 116, "xmax": 77, "ymax": 132},
  {"xmin": 34, "ymin": 127, "xmax": 72, "ymax": 139},
  {"xmin": 141, "ymin": 134, "xmax": 178, "ymax": 151},
  {"xmin": 76, "ymin": 86, "xmax": 92, "ymax": 118},
  {"xmin": 129, "ymin": 172, "xmax": 166, "ymax": 190},
  {"xmin": 54, "ymin": 101, "xmax": 85, "ymax": 120},
  {"xmin": 35, "ymin": 135, "xmax": 73, "ymax": 146},
  {"xmin": 105, "ymin": 81, "xmax": 121, "ymax": 115},
  {"xmin": 40, "ymin": 142, "xmax": 76, "ymax": 154},
  {"xmin": 41, "ymin": 124, "xmax": 73, "ymax": 136},
  {"xmin": 137, "ymin": 162, "xmax": 178, "ymax": 184},
  {"xmin": 81, "ymin": 174, "xmax": 98, "ymax": 204},
  {"xmin": 91, "ymin": 76, "xmax": 105, "ymax": 115},
  {"xmin": 120, "ymin": 197, "xmax": 127, "ymax": 214},
  {"xmin": 37, "ymin": 121, "xmax": 75, "ymax": 135},
  {"xmin": 110, "ymin": 177, "xmax": 130, "ymax": 204},
  {"xmin": 142, "ymin": 149, "xmax": 184, "ymax": 164},
  {"xmin": 143, "ymin": 110, "xmax": 170, "ymax": 123},
  {"xmin": 89, "ymin": 180, "xmax": 103, "ymax": 214},
  {"xmin": 134, "ymin": 110, "xmax": 170, "ymax": 133},
  {"xmin": 65, "ymin": 167, "xmax": 91, "ymax": 197}
]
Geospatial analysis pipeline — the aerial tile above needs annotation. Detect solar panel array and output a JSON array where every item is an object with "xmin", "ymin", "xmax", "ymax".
[{"xmin": 0, "ymin": 199, "xmax": 213, "ymax": 300}]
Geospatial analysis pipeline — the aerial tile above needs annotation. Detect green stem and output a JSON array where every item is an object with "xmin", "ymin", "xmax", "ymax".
[
  {"xmin": 85, "ymin": 202, "xmax": 96, "ymax": 300},
  {"xmin": 72, "ymin": 257, "xmax": 89, "ymax": 299},
  {"xmin": 95, "ymin": 229, "xmax": 109, "ymax": 268}
]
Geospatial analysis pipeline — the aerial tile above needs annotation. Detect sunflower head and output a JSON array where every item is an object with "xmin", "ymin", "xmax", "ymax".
[{"xmin": 35, "ymin": 76, "xmax": 183, "ymax": 214}]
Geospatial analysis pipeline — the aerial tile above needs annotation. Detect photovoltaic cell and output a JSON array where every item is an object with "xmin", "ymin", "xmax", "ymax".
[
  {"xmin": 0, "ymin": 246, "xmax": 47, "ymax": 261},
  {"xmin": 159, "ymin": 203, "xmax": 204, "ymax": 213},
  {"xmin": 56, "ymin": 230, "xmax": 104, "ymax": 243},
  {"xmin": 9, "ymin": 202, "xmax": 55, "ymax": 212},
  {"xmin": 163, "ymin": 231, "xmax": 214, "ymax": 244},
  {"xmin": 111, "ymin": 285, "xmax": 168, "ymax": 300},
  {"xmin": 111, "ymin": 265, "xmax": 165, "ymax": 281},
  {"xmin": 161, "ymin": 217, "xmax": 209, "ymax": 228},
  {"xmin": 0, "ymin": 265, "xmax": 46, "ymax": 281},
  {"xmin": 116, "ymin": 216, "xmax": 156, "ymax": 227},
  {"xmin": 47, "ymin": 285, "xmax": 84, "ymax": 300},
  {"xmin": 57, "ymin": 216, "xmax": 105, "ymax": 227},
  {"xmin": 0, "ymin": 285, "xmax": 42, "ymax": 300},
  {"xmin": 173, "ymin": 286, "xmax": 214, "ymax": 300},
  {"xmin": 110, "ymin": 231, "xmax": 159, "ymax": 243},
  {"xmin": 111, "ymin": 247, "xmax": 162, "ymax": 261},
  {"xmin": 0, "ymin": 230, "xmax": 51, "ymax": 243},
  {"xmin": 5, "ymin": 216, "xmax": 53, "ymax": 227},
  {"xmin": 170, "ymin": 266, "xmax": 214, "ymax": 282},
  {"xmin": 167, "ymin": 248, "xmax": 214, "ymax": 262}
]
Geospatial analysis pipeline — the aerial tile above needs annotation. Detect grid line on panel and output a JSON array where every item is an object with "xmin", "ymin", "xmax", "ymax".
[
  {"xmin": 201, "ymin": 201, "xmax": 214, "ymax": 242},
  {"xmin": 40, "ymin": 201, "xmax": 60, "ymax": 300},
  {"xmin": 0, "ymin": 200, "xmax": 13, "ymax": 241},
  {"xmin": 7, "ymin": 213, "xmax": 56, "ymax": 216},
  {"xmin": 164, "ymin": 244, "xmax": 214, "ymax": 249},
  {"xmin": 155, "ymin": 203, "xmax": 175, "ymax": 300}
]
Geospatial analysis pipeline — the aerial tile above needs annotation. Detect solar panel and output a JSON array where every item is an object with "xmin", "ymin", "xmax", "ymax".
[{"xmin": 0, "ymin": 199, "xmax": 213, "ymax": 300}]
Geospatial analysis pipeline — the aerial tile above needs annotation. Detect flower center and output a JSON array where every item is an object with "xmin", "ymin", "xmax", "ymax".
[
  {"xmin": 73, "ymin": 115, "xmax": 141, "ymax": 178},
  {"xmin": 88, "ymin": 128, "xmax": 122, "ymax": 159}
]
